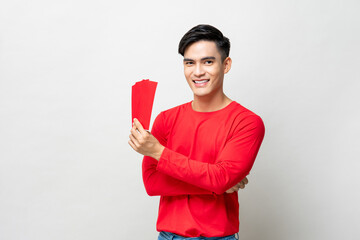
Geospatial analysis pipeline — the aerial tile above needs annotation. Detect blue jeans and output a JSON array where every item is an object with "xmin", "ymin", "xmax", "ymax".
[{"xmin": 158, "ymin": 231, "xmax": 238, "ymax": 240}]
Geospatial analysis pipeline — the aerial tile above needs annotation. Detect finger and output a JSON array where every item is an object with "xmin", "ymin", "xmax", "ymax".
[
  {"xmin": 128, "ymin": 140, "xmax": 137, "ymax": 150},
  {"xmin": 239, "ymin": 182, "xmax": 245, "ymax": 189},
  {"xmin": 129, "ymin": 134, "xmax": 140, "ymax": 148},
  {"xmin": 130, "ymin": 125, "xmax": 142, "ymax": 140},
  {"xmin": 133, "ymin": 118, "xmax": 147, "ymax": 135},
  {"xmin": 226, "ymin": 185, "xmax": 237, "ymax": 192},
  {"xmin": 243, "ymin": 177, "xmax": 249, "ymax": 184},
  {"xmin": 226, "ymin": 188, "xmax": 235, "ymax": 193}
]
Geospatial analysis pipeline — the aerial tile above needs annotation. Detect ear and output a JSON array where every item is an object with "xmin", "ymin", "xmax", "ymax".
[{"xmin": 223, "ymin": 57, "xmax": 232, "ymax": 74}]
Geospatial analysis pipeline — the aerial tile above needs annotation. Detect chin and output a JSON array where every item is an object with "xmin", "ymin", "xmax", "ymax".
[{"xmin": 193, "ymin": 90, "xmax": 211, "ymax": 97}]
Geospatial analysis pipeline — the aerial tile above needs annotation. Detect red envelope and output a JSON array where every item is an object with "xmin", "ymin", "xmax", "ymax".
[{"xmin": 131, "ymin": 79, "xmax": 158, "ymax": 130}]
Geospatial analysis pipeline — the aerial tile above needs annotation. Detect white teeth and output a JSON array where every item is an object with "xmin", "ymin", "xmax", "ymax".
[{"xmin": 194, "ymin": 80, "xmax": 209, "ymax": 83}]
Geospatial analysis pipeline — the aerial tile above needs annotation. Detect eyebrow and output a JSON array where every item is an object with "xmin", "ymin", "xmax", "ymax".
[{"xmin": 183, "ymin": 56, "xmax": 216, "ymax": 62}]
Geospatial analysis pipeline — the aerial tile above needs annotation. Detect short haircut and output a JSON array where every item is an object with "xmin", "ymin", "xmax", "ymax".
[{"xmin": 178, "ymin": 24, "xmax": 230, "ymax": 62}]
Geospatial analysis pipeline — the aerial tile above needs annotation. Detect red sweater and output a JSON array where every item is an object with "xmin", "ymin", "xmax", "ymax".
[{"xmin": 142, "ymin": 101, "xmax": 265, "ymax": 237}]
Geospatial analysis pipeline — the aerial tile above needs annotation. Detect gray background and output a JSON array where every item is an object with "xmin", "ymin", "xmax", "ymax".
[{"xmin": 1, "ymin": 0, "xmax": 359, "ymax": 239}]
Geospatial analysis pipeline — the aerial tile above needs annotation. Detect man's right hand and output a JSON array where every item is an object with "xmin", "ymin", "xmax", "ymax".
[{"xmin": 225, "ymin": 176, "xmax": 249, "ymax": 193}]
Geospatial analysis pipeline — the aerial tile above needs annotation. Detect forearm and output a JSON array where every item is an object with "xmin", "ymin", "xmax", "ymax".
[
  {"xmin": 156, "ymin": 127, "xmax": 264, "ymax": 195},
  {"xmin": 142, "ymin": 156, "xmax": 213, "ymax": 196},
  {"xmin": 156, "ymin": 149, "xmax": 245, "ymax": 194}
]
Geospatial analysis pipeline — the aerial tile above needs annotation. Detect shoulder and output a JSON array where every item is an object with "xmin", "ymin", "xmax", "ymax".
[
  {"xmin": 231, "ymin": 101, "xmax": 263, "ymax": 121},
  {"xmin": 230, "ymin": 101, "xmax": 265, "ymax": 133}
]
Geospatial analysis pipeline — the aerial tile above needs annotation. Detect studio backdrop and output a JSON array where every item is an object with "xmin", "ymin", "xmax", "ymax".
[{"xmin": 0, "ymin": 0, "xmax": 359, "ymax": 239}]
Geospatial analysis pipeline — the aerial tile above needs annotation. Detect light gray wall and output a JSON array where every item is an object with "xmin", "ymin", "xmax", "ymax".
[{"xmin": 0, "ymin": 0, "xmax": 359, "ymax": 239}]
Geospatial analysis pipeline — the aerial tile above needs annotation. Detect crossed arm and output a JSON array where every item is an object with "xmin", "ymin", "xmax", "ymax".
[{"xmin": 128, "ymin": 118, "xmax": 250, "ymax": 196}]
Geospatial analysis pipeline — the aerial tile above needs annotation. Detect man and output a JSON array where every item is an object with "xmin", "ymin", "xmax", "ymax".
[{"xmin": 128, "ymin": 24, "xmax": 265, "ymax": 239}]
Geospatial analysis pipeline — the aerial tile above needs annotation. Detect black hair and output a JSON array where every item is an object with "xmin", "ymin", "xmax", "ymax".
[{"xmin": 178, "ymin": 24, "xmax": 230, "ymax": 62}]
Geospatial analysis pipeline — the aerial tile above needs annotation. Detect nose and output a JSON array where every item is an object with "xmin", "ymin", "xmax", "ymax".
[{"xmin": 194, "ymin": 63, "xmax": 205, "ymax": 77}]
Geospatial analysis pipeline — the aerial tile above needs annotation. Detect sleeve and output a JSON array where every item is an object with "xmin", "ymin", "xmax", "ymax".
[
  {"xmin": 142, "ymin": 112, "xmax": 213, "ymax": 196},
  {"xmin": 156, "ymin": 115, "xmax": 265, "ymax": 195}
]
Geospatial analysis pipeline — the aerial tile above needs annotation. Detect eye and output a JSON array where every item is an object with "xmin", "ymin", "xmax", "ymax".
[
  {"xmin": 184, "ymin": 61, "xmax": 194, "ymax": 66},
  {"xmin": 204, "ymin": 60, "xmax": 213, "ymax": 65}
]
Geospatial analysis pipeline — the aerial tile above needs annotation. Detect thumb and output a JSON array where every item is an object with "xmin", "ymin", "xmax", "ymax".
[{"xmin": 133, "ymin": 118, "xmax": 146, "ymax": 134}]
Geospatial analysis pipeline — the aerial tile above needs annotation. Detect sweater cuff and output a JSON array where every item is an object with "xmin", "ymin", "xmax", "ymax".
[{"xmin": 157, "ymin": 147, "xmax": 171, "ymax": 172}]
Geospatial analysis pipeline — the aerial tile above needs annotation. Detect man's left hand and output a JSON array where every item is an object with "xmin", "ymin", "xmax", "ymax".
[
  {"xmin": 128, "ymin": 118, "xmax": 165, "ymax": 160},
  {"xmin": 225, "ymin": 176, "xmax": 249, "ymax": 193}
]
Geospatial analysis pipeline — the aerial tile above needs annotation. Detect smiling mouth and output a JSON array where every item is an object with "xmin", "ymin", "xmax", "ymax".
[
  {"xmin": 193, "ymin": 79, "xmax": 209, "ymax": 84},
  {"xmin": 192, "ymin": 79, "xmax": 209, "ymax": 88}
]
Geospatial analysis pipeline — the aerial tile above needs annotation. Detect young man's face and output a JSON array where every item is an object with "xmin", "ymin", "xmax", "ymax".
[{"xmin": 183, "ymin": 40, "xmax": 231, "ymax": 99}]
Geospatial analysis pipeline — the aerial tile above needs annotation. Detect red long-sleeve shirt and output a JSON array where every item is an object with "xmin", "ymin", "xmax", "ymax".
[{"xmin": 142, "ymin": 101, "xmax": 265, "ymax": 237}]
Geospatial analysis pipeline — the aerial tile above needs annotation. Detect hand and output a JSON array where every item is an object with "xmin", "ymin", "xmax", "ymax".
[
  {"xmin": 128, "ymin": 118, "xmax": 165, "ymax": 160},
  {"xmin": 225, "ymin": 176, "xmax": 249, "ymax": 193}
]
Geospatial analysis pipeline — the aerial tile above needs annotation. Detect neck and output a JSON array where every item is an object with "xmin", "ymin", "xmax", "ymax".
[{"xmin": 192, "ymin": 91, "xmax": 232, "ymax": 112}]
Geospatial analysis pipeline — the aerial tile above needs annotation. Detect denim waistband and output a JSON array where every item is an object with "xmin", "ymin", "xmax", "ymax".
[{"xmin": 158, "ymin": 231, "xmax": 238, "ymax": 240}]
